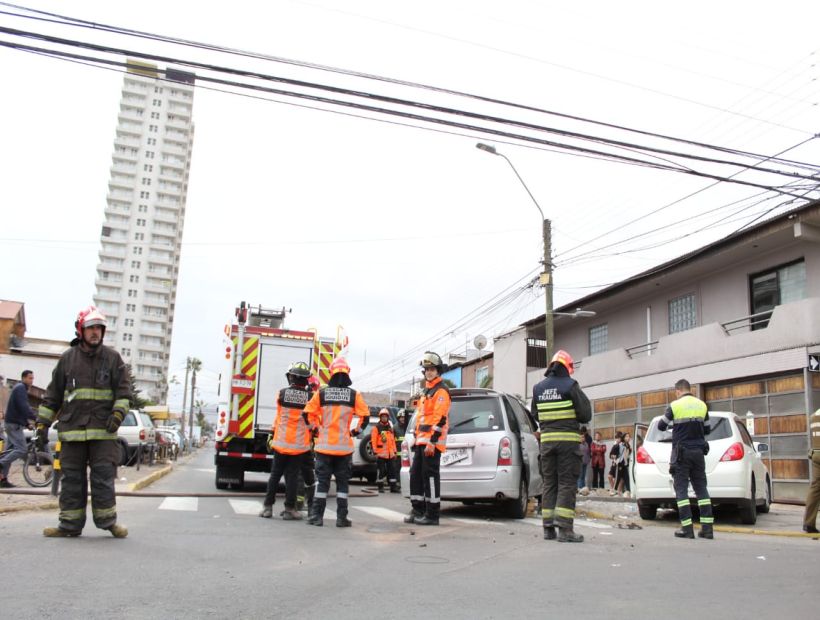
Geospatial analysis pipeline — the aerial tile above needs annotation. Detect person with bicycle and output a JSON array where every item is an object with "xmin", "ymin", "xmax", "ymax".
[
  {"xmin": 35, "ymin": 306, "xmax": 131, "ymax": 538},
  {"xmin": 0, "ymin": 370, "xmax": 37, "ymax": 488}
]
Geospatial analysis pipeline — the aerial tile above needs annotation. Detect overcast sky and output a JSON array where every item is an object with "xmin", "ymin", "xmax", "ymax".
[{"xmin": 2, "ymin": 1, "xmax": 818, "ymax": 410}]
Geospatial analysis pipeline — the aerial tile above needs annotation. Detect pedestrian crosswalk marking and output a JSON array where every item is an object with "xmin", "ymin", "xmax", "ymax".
[
  {"xmin": 354, "ymin": 506, "xmax": 406, "ymax": 522},
  {"xmin": 522, "ymin": 517, "xmax": 612, "ymax": 530},
  {"xmin": 158, "ymin": 497, "xmax": 198, "ymax": 511},
  {"xmin": 228, "ymin": 499, "xmax": 263, "ymax": 515}
]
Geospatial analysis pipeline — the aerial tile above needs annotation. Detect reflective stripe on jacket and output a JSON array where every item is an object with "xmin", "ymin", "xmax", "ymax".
[
  {"xmin": 305, "ymin": 386, "xmax": 369, "ymax": 455},
  {"xmin": 270, "ymin": 386, "xmax": 312, "ymax": 455},
  {"xmin": 371, "ymin": 423, "xmax": 397, "ymax": 459},
  {"xmin": 530, "ymin": 367, "xmax": 591, "ymax": 443},
  {"xmin": 37, "ymin": 344, "xmax": 130, "ymax": 442},
  {"xmin": 660, "ymin": 393, "xmax": 709, "ymax": 449},
  {"xmin": 414, "ymin": 378, "xmax": 450, "ymax": 452}
]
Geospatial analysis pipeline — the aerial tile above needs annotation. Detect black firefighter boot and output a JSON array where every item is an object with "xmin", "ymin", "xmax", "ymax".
[
  {"xmin": 697, "ymin": 523, "xmax": 714, "ymax": 539},
  {"xmin": 543, "ymin": 526, "xmax": 557, "ymax": 540},
  {"xmin": 336, "ymin": 497, "xmax": 352, "ymax": 528},
  {"xmin": 377, "ymin": 481, "xmax": 385, "ymax": 493},
  {"xmin": 674, "ymin": 524, "xmax": 695, "ymax": 539},
  {"xmin": 307, "ymin": 498, "xmax": 326, "ymax": 527},
  {"xmin": 557, "ymin": 527, "xmax": 584, "ymax": 543},
  {"xmin": 389, "ymin": 481, "xmax": 400, "ymax": 494},
  {"xmin": 303, "ymin": 485, "xmax": 315, "ymax": 516},
  {"xmin": 415, "ymin": 504, "xmax": 439, "ymax": 526}
]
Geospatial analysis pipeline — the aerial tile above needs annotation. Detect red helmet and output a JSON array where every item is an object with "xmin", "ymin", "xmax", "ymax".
[
  {"xmin": 549, "ymin": 349, "xmax": 574, "ymax": 375},
  {"xmin": 308, "ymin": 375, "xmax": 320, "ymax": 391},
  {"xmin": 329, "ymin": 357, "xmax": 350, "ymax": 376},
  {"xmin": 75, "ymin": 305, "xmax": 108, "ymax": 338}
]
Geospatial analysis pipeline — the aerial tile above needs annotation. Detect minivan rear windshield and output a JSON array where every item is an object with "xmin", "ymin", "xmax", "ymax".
[
  {"xmin": 646, "ymin": 415, "xmax": 732, "ymax": 442},
  {"xmin": 448, "ymin": 397, "xmax": 505, "ymax": 435}
]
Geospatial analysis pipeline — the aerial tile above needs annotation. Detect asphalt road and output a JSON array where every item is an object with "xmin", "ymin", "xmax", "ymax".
[{"xmin": 1, "ymin": 449, "xmax": 817, "ymax": 619}]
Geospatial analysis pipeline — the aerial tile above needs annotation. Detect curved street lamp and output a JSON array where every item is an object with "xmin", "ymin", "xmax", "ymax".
[{"xmin": 476, "ymin": 142, "xmax": 555, "ymax": 359}]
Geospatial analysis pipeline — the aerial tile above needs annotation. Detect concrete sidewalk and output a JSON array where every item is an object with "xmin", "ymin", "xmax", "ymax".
[
  {"xmin": 575, "ymin": 492, "xmax": 818, "ymax": 539},
  {"xmin": 0, "ymin": 452, "xmax": 191, "ymax": 515}
]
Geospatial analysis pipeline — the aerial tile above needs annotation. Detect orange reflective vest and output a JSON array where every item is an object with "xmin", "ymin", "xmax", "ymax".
[
  {"xmin": 371, "ymin": 424, "xmax": 397, "ymax": 459},
  {"xmin": 414, "ymin": 377, "xmax": 450, "ymax": 453},
  {"xmin": 305, "ymin": 386, "xmax": 368, "ymax": 456},
  {"xmin": 270, "ymin": 386, "xmax": 312, "ymax": 455}
]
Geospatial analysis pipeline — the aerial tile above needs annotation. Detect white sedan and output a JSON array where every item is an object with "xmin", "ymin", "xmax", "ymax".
[{"xmin": 634, "ymin": 411, "xmax": 771, "ymax": 525}]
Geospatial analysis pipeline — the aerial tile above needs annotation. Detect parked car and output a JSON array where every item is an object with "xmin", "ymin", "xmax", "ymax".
[
  {"xmin": 634, "ymin": 411, "xmax": 772, "ymax": 525},
  {"xmin": 155, "ymin": 428, "xmax": 180, "ymax": 460},
  {"xmin": 117, "ymin": 409, "xmax": 157, "ymax": 466},
  {"xmin": 399, "ymin": 388, "xmax": 542, "ymax": 519},
  {"xmin": 351, "ymin": 406, "xmax": 401, "ymax": 483}
]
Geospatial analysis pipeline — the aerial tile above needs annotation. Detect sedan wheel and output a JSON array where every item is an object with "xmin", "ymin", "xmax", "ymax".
[
  {"xmin": 506, "ymin": 476, "xmax": 528, "ymax": 519},
  {"xmin": 738, "ymin": 477, "xmax": 757, "ymax": 525},
  {"xmin": 757, "ymin": 476, "xmax": 771, "ymax": 514},
  {"xmin": 638, "ymin": 500, "xmax": 657, "ymax": 520}
]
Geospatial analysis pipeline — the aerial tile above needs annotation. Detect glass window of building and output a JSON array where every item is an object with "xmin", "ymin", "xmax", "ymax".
[
  {"xmin": 750, "ymin": 259, "xmax": 805, "ymax": 329},
  {"xmin": 589, "ymin": 324, "xmax": 608, "ymax": 355},
  {"xmin": 668, "ymin": 293, "xmax": 697, "ymax": 334}
]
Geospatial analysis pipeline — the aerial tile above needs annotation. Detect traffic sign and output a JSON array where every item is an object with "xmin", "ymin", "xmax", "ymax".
[{"xmin": 809, "ymin": 354, "xmax": 820, "ymax": 373}]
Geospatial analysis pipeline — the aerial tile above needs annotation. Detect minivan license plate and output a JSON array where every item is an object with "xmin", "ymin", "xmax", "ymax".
[{"xmin": 442, "ymin": 448, "xmax": 469, "ymax": 467}]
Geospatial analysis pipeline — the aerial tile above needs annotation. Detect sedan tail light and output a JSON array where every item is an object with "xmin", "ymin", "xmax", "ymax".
[
  {"xmin": 720, "ymin": 442, "xmax": 745, "ymax": 462},
  {"xmin": 401, "ymin": 441, "xmax": 410, "ymax": 468},
  {"xmin": 498, "ymin": 437, "xmax": 512, "ymax": 466},
  {"xmin": 636, "ymin": 445, "xmax": 655, "ymax": 464},
  {"xmin": 139, "ymin": 429, "xmax": 146, "ymax": 441}
]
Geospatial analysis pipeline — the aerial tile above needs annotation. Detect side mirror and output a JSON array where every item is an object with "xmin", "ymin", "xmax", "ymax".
[{"xmin": 754, "ymin": 442, "xmax": 769, "ymax": 454}]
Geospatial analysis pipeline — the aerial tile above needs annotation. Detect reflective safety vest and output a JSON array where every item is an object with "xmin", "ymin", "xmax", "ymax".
[
  {"xmin": 270, "ymin": 386, "xmax": 312, "ymax": 455},
  {"xmin": 666, "ymin": 393, "xmax": 708, "ymax": 449},
  {"xmin": 532, "ymin": 373, "xmax": 581, "ymax": 443},
  {"xmin": 371, "ymin": 423, "xmax": 397, "ymax": 459},
  {"xmin": 414, "ymin": 378, "xmax": 450, "ymax": 452},
  {"xmin": 305, "ymin": 386, "xmax": 369, "ymax": 456}
]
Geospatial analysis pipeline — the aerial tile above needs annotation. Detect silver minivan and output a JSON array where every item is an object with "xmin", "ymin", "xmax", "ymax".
[{"xmin": 400, "ymin": 388, "xmax": 542, "ymax": 518}]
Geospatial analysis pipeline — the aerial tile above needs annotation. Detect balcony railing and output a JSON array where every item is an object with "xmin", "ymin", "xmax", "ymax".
[
  {"xmin": 625, "ymin": 341, "xmax": 659, "ymax": 359},
  {"xmin": 721, "ymin": 311, "xmax": 773, "ymax": 334}
]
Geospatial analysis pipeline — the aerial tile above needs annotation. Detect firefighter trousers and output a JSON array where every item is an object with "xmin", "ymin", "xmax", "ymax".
[
  {"xmin": 264, "ymin": 451, "xmax": 304, "ymax": 509},
  {"xmin": 672, "ymin": 446, "xmax": 713, "ymax": 528},
  {"xmin": 540, "ymin": 441, "xmax": 582, "ymax": 529},
  {"xmin": 58, "ymin": 439, "xmax": 120, "ymax": 533},
  {"xmin": 409, "ymin": 446, "xmax": 441, "ymax": 518},
  {"xmin": 297, "ymin": 450, "xmax": 317, "ymax": 509},
  {"xmin": 315, "ymin": 453, "xmax": 352, "ymax": 517},
  {"xmin": 376, "ymin": 457, "xmax": 398, "ymax": 484}
]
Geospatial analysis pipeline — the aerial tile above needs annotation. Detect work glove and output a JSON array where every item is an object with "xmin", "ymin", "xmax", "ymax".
[
  {"xmin": 34, "ymin": 423, "xmax": 49, "ymax": 451},
  {"xmin": 106, "ymin": 410, "xmax": 124, "ymax": 434},
  {"xmin": 350, "ymin": 428, "xmax": 360, "ymax": 438}
]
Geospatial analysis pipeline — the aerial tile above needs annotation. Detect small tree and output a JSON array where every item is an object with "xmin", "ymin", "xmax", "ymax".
[
  {"xmin": 479, "ymin": 374, "xmax": 493, "ymax": 389},
  {"xmin": 126, "ymin": 364, "xmax": 150, "ymax": 409}
]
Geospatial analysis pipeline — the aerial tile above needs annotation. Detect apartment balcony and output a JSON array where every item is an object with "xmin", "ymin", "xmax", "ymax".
[
  {"xmin": 95, "ymin": 276, "xmax": 123, "ymax": 288},
  {"xmin": 114, "ymin": 135, "xmax": 141, "ymax": 149},
  {"xmin": 99, "ymin": 246, "xmax": 127, "ymax": 259},
  {"xmin": 161, "ymin": 142, "xmax": 188, "ymax": 157},
  {"xmin": 113, "ymin": 146, "xmax": 139, "ymax": 161},
  {"xmin": 139, "ymin": 341, "xmax": 166, "ymax": 354},
  {"xmin": 94, "ymin": 287, "xmax": 121, "ymax": 302},
  {"xmin": 111, "ymin": 160, "xmax": 137, "ymax": 172},
  {"xmin": 144, "ymin": 278, "xmax": 172, "ymax": 293},
  {"xmin": 98, "ymin": 260, "xmax": 124, "ymax": 273},
  {"xmin": 152, "ymin": 210, "xmax": 178, "ymax": 225},
  {"xmin": 118, "ymin": 110, "xmax": 144, "ymax": 124},
  {"xmin": 158, "ymin": 166, "xmax": 184, "ymax": 181}
]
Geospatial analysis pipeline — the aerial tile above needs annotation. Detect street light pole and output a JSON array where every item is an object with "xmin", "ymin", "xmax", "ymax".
[{"xmin": 477, "ymin": 142, "xmax": 555, "ymax": 362}]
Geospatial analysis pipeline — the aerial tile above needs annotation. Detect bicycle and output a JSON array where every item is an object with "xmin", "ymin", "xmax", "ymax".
[{"xmin": 23, "ymin": 438, "xmax": 55, "ymax": 487}]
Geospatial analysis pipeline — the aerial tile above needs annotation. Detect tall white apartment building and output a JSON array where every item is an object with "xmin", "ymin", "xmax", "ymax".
[{"xmin": 93, "ymin": 60, "xmax": 195, "ymax": 403}]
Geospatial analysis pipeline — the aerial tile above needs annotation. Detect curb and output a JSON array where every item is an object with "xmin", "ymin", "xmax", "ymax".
[
  {"xmin": 0, "ymin": 500, "xmax": 58, "ymax": 514},
  {"xmin": 128, "ymin": 464, "xmax": 173, "ymax": 492},
  {"xmin": 576, "ymin": 507, "xmax": 817, "ymax": 539}
]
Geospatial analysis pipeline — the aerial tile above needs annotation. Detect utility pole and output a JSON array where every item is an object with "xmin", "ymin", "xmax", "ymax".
[
  {"xmin": 477, "ymin": 142, "xmax": 555, "ymax": 361},
  {"xmin": 187, "ymin": 357, "xmax": 202, "ymax": 445}
]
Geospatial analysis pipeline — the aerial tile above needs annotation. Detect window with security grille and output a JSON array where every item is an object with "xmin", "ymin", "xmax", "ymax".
[
  {"xmin": 668, "ymin": 293, "xmax": 697, "ymax": 334},
  {"xmin": 589, "ymin": 324, "xmax": 608, "ymax": 355}
]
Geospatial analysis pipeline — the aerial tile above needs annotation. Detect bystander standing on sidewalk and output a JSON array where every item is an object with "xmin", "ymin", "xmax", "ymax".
[
  {"xmin": 0, "ymin": 370, "xmax": 36, "ymax": 488},
  {"xmin": 590, "ymin": 431, "xmax": 607, "ymax": 491},
  {"xmin": 578, "ymin": 427, "xmax": 591, "ymax": 491},
  {"xmin": 608, "ymin": 432, "xmax": 623, "ymax": 494}
]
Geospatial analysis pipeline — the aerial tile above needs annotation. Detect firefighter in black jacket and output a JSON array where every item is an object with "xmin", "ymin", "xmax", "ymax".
[
  {"xmin": 658, "ymin": 379, "xmax": 714, "ymax": 539},
  {"xmin": 36, "ymin": 306, "xmax": 130, "ymax": 538},
  {"xmin": 531, "ymin": 350, "xmax": 591, "ymax": 543}
]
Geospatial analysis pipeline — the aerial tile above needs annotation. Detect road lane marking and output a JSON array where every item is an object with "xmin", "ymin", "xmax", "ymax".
[
  {"xmin": 193, "ymin": 468, "xmax": 215, "ymax": 473},
  {"xmin": 158, "ymin": 497, "xmax": 198, "ymax": 511},
  {"xmin": 522, "ymin": 517, "xmax": 612, "ymax": 530},
  {"xmin": 354, "ymin": 506, "xmax": 406, "ymax": 522},
  {"xmin": 229, "ymin": 499, "xmax": 263, "ymax": 515}
]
